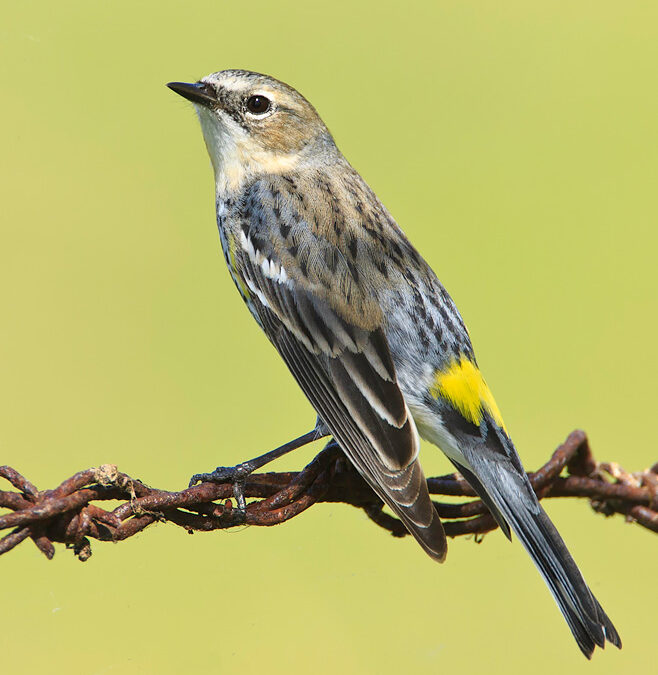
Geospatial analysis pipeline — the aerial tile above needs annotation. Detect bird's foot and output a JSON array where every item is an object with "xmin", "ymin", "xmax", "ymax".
[
  {"xmin": 187, "ymin": 429, "xmax": 329, "ymax": 520},
  {"xmin": 189, "ymin": 462, "xmax": 256, "ymax": 516}
]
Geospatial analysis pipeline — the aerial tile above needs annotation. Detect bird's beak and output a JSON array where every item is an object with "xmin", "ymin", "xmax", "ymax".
[{"xmin": 166, "ymin": 81, "xmax": 217, "ymax": 107}]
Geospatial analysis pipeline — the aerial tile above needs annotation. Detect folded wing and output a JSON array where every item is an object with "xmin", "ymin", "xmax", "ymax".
[{"xmin": 231, "ymin": 209, "xmax": 447, "ymax": 561}]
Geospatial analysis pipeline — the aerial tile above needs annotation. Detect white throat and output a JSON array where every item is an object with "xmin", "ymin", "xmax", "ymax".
[{"xmin": 196, "ymin": 106, "xmax": 298, "ymax": 197}]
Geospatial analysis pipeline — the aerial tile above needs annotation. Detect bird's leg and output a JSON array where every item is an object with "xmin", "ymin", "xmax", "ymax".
[{"xmin": 188, "ymin": 427, "xmax": 329, "ymax": 514}]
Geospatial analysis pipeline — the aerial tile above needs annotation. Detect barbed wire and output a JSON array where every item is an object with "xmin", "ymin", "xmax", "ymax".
[{"xmin": 0, "ymin": 430, "xmax": 655, "ymax": 561}]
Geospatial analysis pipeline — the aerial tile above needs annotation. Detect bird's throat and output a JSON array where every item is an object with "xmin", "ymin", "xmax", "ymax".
[{"xmin": 197, "ymin": 107, "xmax": 299, "ymax": 197}]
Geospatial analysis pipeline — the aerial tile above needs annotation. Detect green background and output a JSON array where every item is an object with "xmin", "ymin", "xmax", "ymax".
[{"xmin": 1, "ymin": 1, "xmax": 655, "ymax": 673}]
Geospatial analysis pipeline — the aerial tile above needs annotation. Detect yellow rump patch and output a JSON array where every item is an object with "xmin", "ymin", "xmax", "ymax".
[{"xmin": 429, "ymin": 356, "xmax": 506, "ymax": 431}]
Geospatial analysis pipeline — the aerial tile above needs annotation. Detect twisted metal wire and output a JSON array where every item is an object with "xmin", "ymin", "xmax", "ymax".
[{"xmin": 1, "ymin": 430, "xmax": 655, "ymax": 561}]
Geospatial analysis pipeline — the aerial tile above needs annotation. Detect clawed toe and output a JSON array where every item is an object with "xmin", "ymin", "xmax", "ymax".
[
  {"xmin": 188, "ymin": 464, "xmax": 249, "ymax": 488},
  {"xmin": 188, "ymin": 464, "xmax": 252, "ymax": 514},
  {"xmin": 186, "ymin": 430, "xmax": 327, "ymax": 519}
]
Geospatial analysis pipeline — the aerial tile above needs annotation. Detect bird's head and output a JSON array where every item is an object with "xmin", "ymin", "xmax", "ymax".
[{"xmin": 168, "ymin": 70, "xmax": 336, "ymax": 191}]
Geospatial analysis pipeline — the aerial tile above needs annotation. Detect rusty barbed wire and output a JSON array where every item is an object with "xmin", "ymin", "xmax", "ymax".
[{"xmin": 0, "ymin": 430, "xmax": 655, "ymax": 561}]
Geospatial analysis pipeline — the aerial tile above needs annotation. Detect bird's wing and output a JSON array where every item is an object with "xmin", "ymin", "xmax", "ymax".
[{"xmin": 227, "ymin": 177, "xmax": 447, "ymax": 561}]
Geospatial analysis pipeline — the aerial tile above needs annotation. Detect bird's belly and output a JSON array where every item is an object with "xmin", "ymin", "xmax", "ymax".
[{"xmin": 407, "ymin": 398, "xmax": 474, "ymax": 470}]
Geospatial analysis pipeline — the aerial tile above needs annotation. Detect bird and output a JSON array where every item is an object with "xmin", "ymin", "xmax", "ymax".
[{"xmin": 167, "ymin": 69, "xmax": 620, "ymax": 658}]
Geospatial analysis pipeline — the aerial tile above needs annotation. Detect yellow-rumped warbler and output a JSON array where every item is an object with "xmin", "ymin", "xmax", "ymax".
[{"xmin": 167, "ymin": 70, "xmax": 620, "ymax": 658}]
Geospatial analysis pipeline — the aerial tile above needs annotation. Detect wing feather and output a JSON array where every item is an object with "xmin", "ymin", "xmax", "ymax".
[{"xmin": 234, "ymin": 227, "xmax": 446, "ymax": 560}]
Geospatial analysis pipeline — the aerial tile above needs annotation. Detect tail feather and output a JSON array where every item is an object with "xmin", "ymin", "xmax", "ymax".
[
  {"xmin": 496, "ymin": 484, "xmax": 610, "ymax": 657},
  {"xmin": 458, "ymin": 428, "xmax": 621, "ymax": 658}
]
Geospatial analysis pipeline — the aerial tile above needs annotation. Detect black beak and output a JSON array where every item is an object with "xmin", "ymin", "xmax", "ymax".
[{"xmin": 166, "ymin": 81, "xmax": 217, "ymax": 107}]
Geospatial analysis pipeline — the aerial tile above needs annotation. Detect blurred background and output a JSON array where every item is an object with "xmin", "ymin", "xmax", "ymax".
[{"xmin": 1, "ymin": 1, "xmax": 655, "ymax": 673}]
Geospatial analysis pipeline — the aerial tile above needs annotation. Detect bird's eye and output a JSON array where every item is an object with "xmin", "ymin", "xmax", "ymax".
[{"xmin": 246, "ymin": 95, "xmax": 272, "ymax": 115}]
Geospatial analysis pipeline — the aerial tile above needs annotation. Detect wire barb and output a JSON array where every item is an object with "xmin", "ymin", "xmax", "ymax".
[{"xmin": 0, "ymin": 430, "xmax": 655, "ymax": 561}]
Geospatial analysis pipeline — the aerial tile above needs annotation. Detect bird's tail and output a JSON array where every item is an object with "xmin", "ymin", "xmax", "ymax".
[{"xmin": 453, "ymin": 429, "xmax": 621, "ymax": 658}]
